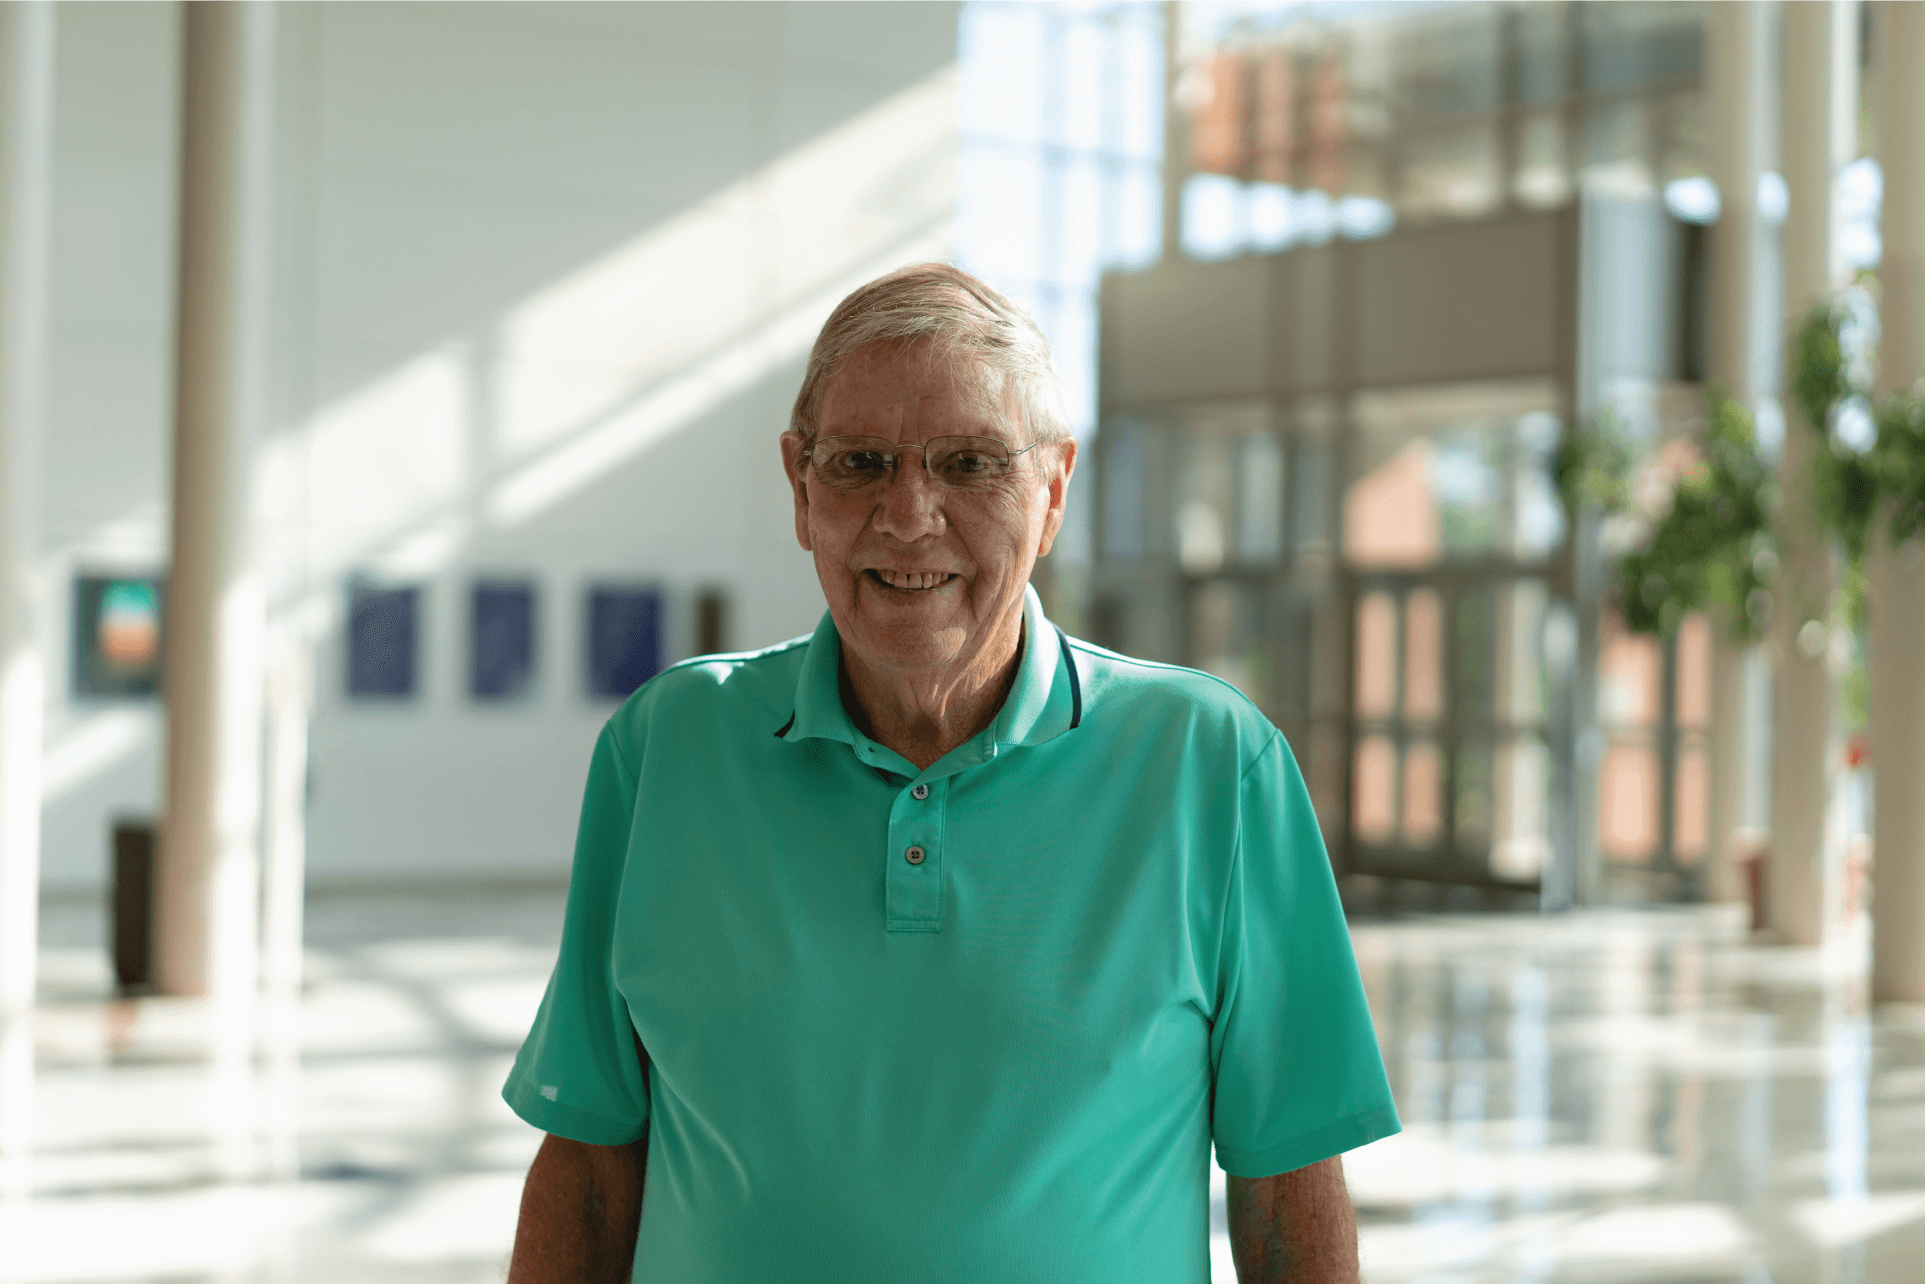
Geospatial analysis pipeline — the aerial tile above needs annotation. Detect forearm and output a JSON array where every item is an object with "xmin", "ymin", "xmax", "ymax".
[
  {"xmin": 506, "ymin": 1132, "xmax": 647, "ymax": 1284},
  {"xmin": 1226, "ymin": 1157, "xmax": 1359, "ymax": 1284}
]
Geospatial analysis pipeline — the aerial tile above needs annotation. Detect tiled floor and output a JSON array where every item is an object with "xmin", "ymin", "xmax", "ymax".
[
  {"xmin": 5, "ymin": 890, "xmax": 1924, "ymax": 1283},
  {"xmin": 1346, "ymin": 910, "xmax": 1925, "ymax": 1284}
]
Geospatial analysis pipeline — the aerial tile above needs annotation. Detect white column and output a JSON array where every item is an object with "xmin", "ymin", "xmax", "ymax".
[
  {"xmin": 1161, "ymin": 1, "xmax": 1185, "ymax": 262},
  {"xmin": 1702, "ymin": 2, "xmax": 1769, "ymax": 906},
  {"xmin": 156, "ymin": 1, "xmax": 275, "ymax": 1001},
  {"xmin": 1869, "ymin": 0, "xmax": 1925, "ymax": 1002},
  {"xmin": 0, "ymin": 0, "xmax": 53, "ymax": 1192},
  {"xmin": 1770, "ymin": 1, "xmax": 1858, "ymax": 946}
]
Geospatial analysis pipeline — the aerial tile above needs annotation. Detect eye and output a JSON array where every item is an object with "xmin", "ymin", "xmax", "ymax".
[
  {"xmin": 833, "ymin": 449, "xmax": 889, "ymax": 473},
  {"xmin": 935, "ymin": 448, "xmax": 1004, "ymax": 481}
]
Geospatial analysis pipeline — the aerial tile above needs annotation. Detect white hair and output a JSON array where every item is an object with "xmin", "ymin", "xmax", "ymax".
[{"xmin": 789, "ymin": 262, "xmax": 1070, "ymax": 448}]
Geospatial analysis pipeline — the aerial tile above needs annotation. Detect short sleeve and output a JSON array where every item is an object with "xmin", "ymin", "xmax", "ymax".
[
  {"xmin": 502, "ymin": 725, "xmax": 651, "ymax": 1145},
  {"xmin": 1209, "ymin": 732, "xmax": 1401, "ymax": 1177}
]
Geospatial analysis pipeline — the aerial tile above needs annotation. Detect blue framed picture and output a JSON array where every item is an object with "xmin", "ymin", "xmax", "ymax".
[
  {"xmin": 471, "ymin": 580, "xmax": 538, "ymax": 700},
  {"xmin": 347, "ymin": 582, "xmax": 419, "ymax": 699},
  {"xmin": 73, "ymin": 575, "xmax": 164, "ymax": 698},
  {"xmin": 586, "ymin": 586, "xmax": 662, "ymax": 700}
]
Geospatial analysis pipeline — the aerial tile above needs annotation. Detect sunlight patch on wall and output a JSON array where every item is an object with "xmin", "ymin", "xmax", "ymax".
[
  {"xmin": 257, "ymin": 66, "xmax": 958, "ymax": 598},
  {"xmin": 485, "ymin": 256, "xmax": 932, "ymax": 528},
  {"xmin": 496, "ymin": 68, "xmax": 957, "ymax": 465},
  {"xmin": 39, "ymin": 709, "xmax": 147, "ymax": 803},
  {"xmin": 255, "ymin": 346, "xmax": 470, "ymax": 590}
]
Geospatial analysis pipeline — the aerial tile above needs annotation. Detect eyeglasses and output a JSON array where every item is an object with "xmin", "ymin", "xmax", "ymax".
[{"xmin": 802, "ymin": 435, "xmax": 1042, "ymax": 492}]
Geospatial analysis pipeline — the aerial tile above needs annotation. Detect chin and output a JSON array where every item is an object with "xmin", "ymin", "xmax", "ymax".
[{"xmin": 850, "ymin": 622, "xmax": 968, "ymax": 673}]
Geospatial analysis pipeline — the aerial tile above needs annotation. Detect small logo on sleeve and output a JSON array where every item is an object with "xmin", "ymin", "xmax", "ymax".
[{"xmin": 540, "ymin": 1084, "xmax": 559, "ymax": 1101}]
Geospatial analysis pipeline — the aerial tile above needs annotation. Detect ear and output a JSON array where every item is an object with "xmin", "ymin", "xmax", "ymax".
[
  {"xmin": 780, "ymin": 431, "xmax": 814, "ymax": 552},
  {"xmin": 1034, "ymin": 438, "xmax": 1077, "ymax": 558}
]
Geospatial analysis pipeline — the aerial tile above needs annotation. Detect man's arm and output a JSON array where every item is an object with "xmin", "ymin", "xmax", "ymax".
[
  {"xmin": 1226, "ymin": 1156, "xmax": 1359, "ymax": 1284},
  {"xmin": 505, "ymin": 1132, "xmax": 647, "ymax": 1284}
]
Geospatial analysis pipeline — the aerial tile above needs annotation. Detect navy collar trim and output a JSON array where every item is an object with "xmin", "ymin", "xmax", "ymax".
[
  {"xmin": 775, "ymin": 592, "xmax": 1079, "ymax": 745},
  {"xmin": 1053, "ymin": 625, "xmax": 1082, "ymax": 731}
]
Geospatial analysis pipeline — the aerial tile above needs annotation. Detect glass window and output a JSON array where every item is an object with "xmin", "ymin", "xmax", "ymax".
[
  {"xmin": 586, "ymin": 586, "xmax": 662, "ymax": 701},
  {"xmin": 1398, "ymin": 120, "xmax": 1501, "ymax": 217},
  {"xmin": 1434, "ymin": 424, "xmax": 1502, "ymax": 556},
  {"xmin": 1176, "ymin": 434, "xmax": 1232, "ymax": 574},
  {"xmin": 959, "ymin": 3, "xmax": 1048, "ymax": 145},
  {"xmin": 1578, "ymin": 95, "xmax": 1654, "ymax": 194},
  {"xmin": 1113, "ymin": 18, "xmax": 1164, "ymax": 163},
  {"xmin": 1577, "ymin": 1, "xmax": 1702, "ymax": 96},
  {"xmin": 1403, "ymin": 589, "xmax": 1445, "ymax": 722},
  {"xmin": 1345, "ymin": 436, "xmax": 1438, "ymax": 568},
  {"xmin": 1352, "ymin": 733, "xmax": 1398, "ymax": 842},
  {"xmin": 1512, "ymin": 2, "xmax": 1570, "ymax": 104},
  {"xmin": 1189, "ymin": 578, "xmax": 1266, "ymax": 703},
  {"xmin": 1513, "ymin": 412, "xmax": 1568, "ymax": 560},
  {"xmin": 1345, "ymin": 408, "xmax": 1566, "ymax": 568},
  {"xmin": 347, "ymin": 582, "xmax": 420, "ymax": 700},
  {"xmin": 1390, "ymin": 3, "xmax": 1499, "ymax": 120},
  {"xmin": 1190, "ymin": 51, "xmax": 1252, "ymax": 175},
  {"xmin": 72, "ymin": 575, "xmax": 163, "ymax": 699},
  {"xmin": 1061, "ymin": 18, "xmax": 1108, "ymax": 153},
  {"xmin": 1653, "ymin": 87, "xmax": 1705, "ymax": 185},
  {"xmin": 1291, "ymin": 434, "xmax": 1333, "ymax": 554},
  {"xmin": 471, "ymin": 580, "xmax": 537, "ymax": 701},
  {"xmin": 1237, "ymin": 431, "xmax": 1287, "ymax": 563},
  {"xmin": 1490, "ymin": 736, "xmax": 1552, "ymax": 879},
  {"xmin": 1514, "ymin": 110, "xmax": 1571, "ymax": 208},
  {"xmin": 1100, "ymin": 420, "xmax": 1145, "ymax": 561},
  {"xmin": 1353, "ymin": 591, "xmax": 1399, "ymax": 720}
]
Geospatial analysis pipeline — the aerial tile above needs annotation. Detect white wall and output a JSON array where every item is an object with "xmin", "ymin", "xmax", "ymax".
[{"xmin": 37, "ymin": 1, "xmax": 959, "ymax": 891}]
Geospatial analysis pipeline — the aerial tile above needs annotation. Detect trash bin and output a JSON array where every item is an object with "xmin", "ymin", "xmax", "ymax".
[{"xmin": 111, "ymin": 820, "xmax": 156, "ymax": 991}]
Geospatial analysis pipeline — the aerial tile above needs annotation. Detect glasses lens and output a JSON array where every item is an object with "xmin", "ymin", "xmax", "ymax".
[
  {"xmin": 809, "ymin": 437, "xmax": 895, "ymax": 489},
  {"xmin": 926, "ymin": 437, "xmax": 1013, "ymax": 488}
]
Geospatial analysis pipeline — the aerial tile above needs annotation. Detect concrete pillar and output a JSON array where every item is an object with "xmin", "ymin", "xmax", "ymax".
[
  {"xmin": 1702, "ymin": 2, "xmax": 1769, "ymax": 905},
  {"xmin": 1700, "ymin": 647, "xmax": 1747, "ymax": 903},
  {"xmin": 1769, "ymin": 1, "xmax": 1858, "ymax": 946},
  {"xmin": 155, "ymin": 2, "xmax": 274, "ymax": 999},
  {"xmin": 1869, "ymin": 1, "xmax": 1925, "ymax": 1002},
  {"xmin": 0, "ymin": 0, "xmax": 53, "ymax": 1189}
]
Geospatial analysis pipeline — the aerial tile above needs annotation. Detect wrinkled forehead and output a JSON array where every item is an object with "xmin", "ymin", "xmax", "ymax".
[{"xmin": 816, "ymin": 338, "xmax": 1017, "ymax": 441}]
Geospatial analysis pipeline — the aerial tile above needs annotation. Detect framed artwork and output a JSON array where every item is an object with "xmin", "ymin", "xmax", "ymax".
[
  {"xmin": 471, "ymin": 579, "xmax": 538, "ymax": 700},
  {"xmin": 586, "ymin": 585, "xmax": 662, "ymax": 700},
  {"xmin": 347, "ymin": 581, "xmax": 419, "ymax": 699},
  {"xmin": 73, "ymin": 575, "xmax": 163, "ymax": 698}
]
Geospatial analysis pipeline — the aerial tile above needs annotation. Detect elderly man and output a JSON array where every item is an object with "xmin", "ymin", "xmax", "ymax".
[{"xmin": 502, "ymin": 264, "xmax": 1399, "ymax": 1283}]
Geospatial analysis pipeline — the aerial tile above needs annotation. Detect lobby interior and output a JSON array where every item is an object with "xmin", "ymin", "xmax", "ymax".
[{"xmin": 4, "ymin": 2, "xmax": 1925, "ymax": 1281}]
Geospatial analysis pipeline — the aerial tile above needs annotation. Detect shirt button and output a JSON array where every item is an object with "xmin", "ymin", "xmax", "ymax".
[
  {"xmin": 911, "ymin": 784, "xmax": 929, "ymax": 800},
  {"xmin": 905, "ymin": 845, "xmax": 926, "ymax": 865}
]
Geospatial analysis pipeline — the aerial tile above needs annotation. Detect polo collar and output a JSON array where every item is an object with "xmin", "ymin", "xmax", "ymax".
[{"xmin": 775, "ymin": 584, "xmax": 1081, "ymax": 775}]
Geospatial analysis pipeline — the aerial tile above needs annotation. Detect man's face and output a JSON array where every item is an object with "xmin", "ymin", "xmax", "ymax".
[{"xmin": 780, "ymin": 339, "xmax": 1075, "ymax": 681}]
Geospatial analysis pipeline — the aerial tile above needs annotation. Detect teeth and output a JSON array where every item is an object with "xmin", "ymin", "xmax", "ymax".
[{"xmin": 879, "ymin": 570, "xmax": 949, "ymax": 589}]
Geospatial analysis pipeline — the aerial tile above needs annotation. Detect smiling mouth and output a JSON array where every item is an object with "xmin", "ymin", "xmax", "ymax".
[{"xmin": 866, "ymin": 569, "xmax": 958, "ymax": 592}]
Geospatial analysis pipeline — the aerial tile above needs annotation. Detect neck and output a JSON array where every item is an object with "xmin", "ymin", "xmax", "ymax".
[{"xmin": 840, "ymin": 611, "xmax": 1025, "ymax": 772}]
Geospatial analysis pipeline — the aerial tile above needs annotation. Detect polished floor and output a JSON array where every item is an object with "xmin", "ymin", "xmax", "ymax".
[{"xmin": 4, "ymin": 888, "xmax": 1924, "ymax": 1283}]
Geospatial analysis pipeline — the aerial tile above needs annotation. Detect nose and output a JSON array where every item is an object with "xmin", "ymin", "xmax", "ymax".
[{"xmin": 869, "ymin": 448, "xmax": 945, "ymax": 542}]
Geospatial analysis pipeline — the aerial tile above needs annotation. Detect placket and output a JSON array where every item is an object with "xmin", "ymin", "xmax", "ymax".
[{"xmin": 884, "ymin": 773, "xmax": 948, "ymax": 932}]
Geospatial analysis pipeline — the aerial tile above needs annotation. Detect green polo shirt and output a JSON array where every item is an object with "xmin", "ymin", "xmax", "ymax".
[{"xmin": 503, "ymin": 586, "xmax": 1399, "ymax": 1282}]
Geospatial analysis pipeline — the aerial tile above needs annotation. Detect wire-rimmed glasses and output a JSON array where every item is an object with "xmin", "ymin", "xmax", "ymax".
[{"xmin": 802, "ymin": 435, "xmax": 1042, "ymax": 491}]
